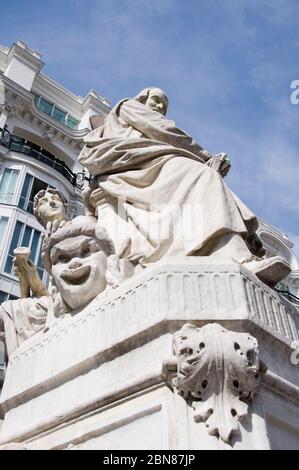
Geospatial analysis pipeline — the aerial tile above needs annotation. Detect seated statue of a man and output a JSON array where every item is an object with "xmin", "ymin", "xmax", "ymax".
[{"xmin": 78, "ymin": 87, "xmax": 290, "ymax": 287}]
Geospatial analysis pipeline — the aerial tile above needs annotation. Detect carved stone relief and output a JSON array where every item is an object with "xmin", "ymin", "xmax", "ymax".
[{"xmin": 164, "ymin": 322, "xmax": 267, "ymax": 444}]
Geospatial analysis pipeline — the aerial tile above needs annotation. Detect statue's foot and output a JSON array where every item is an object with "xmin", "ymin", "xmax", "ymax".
[{"xmin": 242, "ymin": 255, "xmax": 291, "ymax": 287}]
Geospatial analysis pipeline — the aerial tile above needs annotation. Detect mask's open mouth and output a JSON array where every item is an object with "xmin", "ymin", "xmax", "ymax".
[{"xmin": 61, "ymin": 265, "xmax": 91, "ymax": 285}]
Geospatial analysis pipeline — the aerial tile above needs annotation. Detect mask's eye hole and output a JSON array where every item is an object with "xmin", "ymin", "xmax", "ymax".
[
  {"xmin": 58, "ymin": 254, "xmax": 70, "ymax": 263},
  {"xmin": 82, "ymin": 246, "xmax": 91, "ymax": 257}
]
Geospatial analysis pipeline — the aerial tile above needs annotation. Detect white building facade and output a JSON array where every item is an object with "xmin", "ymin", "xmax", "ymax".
[{"xmin": 0, "ymin": 41, "xmax": 110, "ymax": 387}]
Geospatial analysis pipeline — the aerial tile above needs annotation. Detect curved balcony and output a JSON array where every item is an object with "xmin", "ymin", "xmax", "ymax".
[
  {"xmin": 0, "ymin": 334, "xmax": 4, "ymax": 391},
  {"xmin": 0, "ymin": 127, "xmax": 77, "ymax": 186}
]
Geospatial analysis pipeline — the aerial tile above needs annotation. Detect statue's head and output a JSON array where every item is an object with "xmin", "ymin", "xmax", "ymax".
[
  {"xmin": 33, "ymin": 189, "xmax": 67, "ymax": 228},
  {"xmin": 134, "ymin": 87, "xmax": 168, "ymax": 116},
  {"xmin": 43, "ymin": 216, "xmax": 115, "ymax": 310}
]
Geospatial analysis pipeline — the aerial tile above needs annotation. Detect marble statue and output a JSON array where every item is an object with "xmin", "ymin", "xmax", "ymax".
[
  {"xmin": 12, "ymin": 189, "xmax": 69, "ymax": 300},
  {"xmin": 33, "ymin": 188, "xmax": 68, "ymax": 234},
  {"xmin": 1, "ymin": 91, "xmax": 298, "ymax": 452},
  {"xmin": 13, "ymin": 247, "xmax": 48, "ymax": 299},
  {"xmin": 78, "ymin": 87, "xmax": 290, "ymax": 287},
  {"xmin": 0, "ymin": 88, "xmax": 291, "ymax": 359},
  {"xmin": 0, "ymin": 189, "xmax": 70, "ymax": 356},
  {"xmin": 0, "ymin": 296, "xmax": 49, "ymax": 357},
  {"xmin": 42, "ymin": 215, "xmax": 116, "ymax": 312},
  {"xmin": 0, "ymin": 215, "xmax": 119, "ymax": 356},
  {"xmin": 8, "ymin": 189, "xmax": 66, "ymax": 301},
  {"xmin": 9, "ymin": 188, "xmax": 69, "ymax": 299}
]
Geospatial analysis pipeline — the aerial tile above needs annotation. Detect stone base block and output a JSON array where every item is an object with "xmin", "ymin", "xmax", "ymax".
[{"xmin": 0, "ymin": 257, "xmax": 298, "ymax": 449}]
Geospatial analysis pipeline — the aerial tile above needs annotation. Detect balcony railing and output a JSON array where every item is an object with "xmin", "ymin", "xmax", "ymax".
[
  {"xmin": 275, "ymin": 288, "xmax": 299, "ymax": 306},
  {"xmin": 0, "ymin": 126, "xmax": 11, "ymax": 148},
  {"xmin": 0, "ymin": 345, "xmax": 5, "ymax": 390},
  {"xmin": 0, "ymin": 127, "xmax": 77, "ymax": 186},
  {"xmin": 0, "ymin": 367, "xmax": 4, "ymax": 390}
]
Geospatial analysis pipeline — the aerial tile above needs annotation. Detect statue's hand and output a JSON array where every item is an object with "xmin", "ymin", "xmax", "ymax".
[
  {"xmin": 13, "ymin": 252, "xmax": 31, "ymax": 298},
  {"xmin": 206, "ymin": 153, "xmax": 231, "ymax": 177},
  {"xmin": 216, "ymin": 153, "xmax": 231, "ymax": 177}
]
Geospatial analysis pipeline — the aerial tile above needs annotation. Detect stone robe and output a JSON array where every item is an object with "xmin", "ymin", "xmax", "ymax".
[
  {"xmin": 79, "ymin": 99, "xmax": 257, "ymax": 264},
  {"xmin": 0, "ymin": 297, "xmax": 48, "ymax": 357}
]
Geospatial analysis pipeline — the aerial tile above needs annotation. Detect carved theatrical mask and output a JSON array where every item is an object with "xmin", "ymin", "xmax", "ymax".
[{"xmin": 50, "ymin": 234, "xmax": 107, "ymax": 310}]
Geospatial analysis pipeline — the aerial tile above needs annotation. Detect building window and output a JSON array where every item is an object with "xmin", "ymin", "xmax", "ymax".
[
  {"xmin": 66, "ymin": 115, "xmax": 79, "ymax": 129},
  {"xmin": 0, "ymin": 340, "xmax": 5, "ymax": 368},
  {"xmin": 0, "ymin": 216, "xmax": 9, "ymax": 248},
  {"xmin": 38, "ymin": 97, "xmax": 53, "ymax": 116},
  {"xmin": 0, "ymin": 290, "xmax": 18, "ymax": 304},
  {"xmin": 18, "ymin": 174, "xmax": 48, "ymax": 214},
  {"xmin": 9, "ymin": 136, "xmax": 76, "ymax": 186},
  {"xmin": 34, "ymin": 95, "xmax": 79, "ymax": 129},
  {"xmin": 4, "ymin": 221, "xmax": 44, "ymax": 279},
  {"xmin": 0, "ymin": 168, "xmax": 20, "ymax": 204},
  {"xmin": 52, "ymin": 107, "xmax": 67, "ymax": 125}
]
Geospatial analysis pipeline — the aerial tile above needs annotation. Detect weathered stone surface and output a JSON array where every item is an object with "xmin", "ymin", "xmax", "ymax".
[
  {"xmin": 79, "ymin": 87, "xmax": 290, "ymax": 287},
  {"xmin": 0, "ymin": 216, "xmax": 119, "ymax": 356},
  {"xmin": 13, "ymin": 247, "xmax": 48, "ymax": 298},
  {"xmin": 0, "ymin": 258, "xmax": 298, "ymax": 449},
  {"xmin": 164, "ymin": 322, "xmax": 267, "ymax": 445},
  {"xmin": 0, "ymin": 87, "xmax": 291, "ymax": 363}
]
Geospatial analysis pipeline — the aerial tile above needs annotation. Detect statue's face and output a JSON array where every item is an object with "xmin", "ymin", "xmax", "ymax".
[
  {"xmin": 50, "ymin": 235, "xmax": 107, "ymax": 309},
  {"xmin": 37, "ymin": 191, "xmax": 66, "ymax": 225},
  {"xmin": 145, "ymin": 88, "xmax": 168, "ymax": 116}
]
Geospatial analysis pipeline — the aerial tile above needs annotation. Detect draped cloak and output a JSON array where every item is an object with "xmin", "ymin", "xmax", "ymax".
[
  {"xmin": 79, "ymin": 99, "xmax": 257, "ymax": 264},
  {"xmin": 0, "ymin": 297, "xmax": 48, "ymax": 357}
]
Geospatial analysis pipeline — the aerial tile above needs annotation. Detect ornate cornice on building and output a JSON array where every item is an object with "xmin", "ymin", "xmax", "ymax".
[
  {"xmin": 258, "ymin": 218, "xmax": 294, "ymax": 250},
  {"xmin": 1, "ymin": 41, "xmax": 110, "ymax": 121},
  {"xmin": 33, "ymin": 77, "xmax": 111, "ymax": 118},
  {"xmin": 6, "ymin": 42, "xmax": 44, "ymax": 75},
  {"xmin": 0, "ymin": 44, "xmax": 9, "ymax": 54},
  {"xmin": 0, "ymin": 74, "xmax": 88, "ymax": 150},
  {"xmin": 0, "ymin": 40, "xmax": 111, "ymax": 151},
  {"xmin": 82, "ymin": 89, "xmax": 110, "ymax": 113},
  {"xmin": 257, "ymin": 218, "xmax": 298, "ymax": 272}
]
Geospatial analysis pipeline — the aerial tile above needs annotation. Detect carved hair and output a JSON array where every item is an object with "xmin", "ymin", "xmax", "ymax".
[
  {"xmin": 134, "ymin": 87, "xmax": 169, "ymax": 107},
  {"xmin": 33, "ymin": 189, "xmax": 68, "ymax": 226}
]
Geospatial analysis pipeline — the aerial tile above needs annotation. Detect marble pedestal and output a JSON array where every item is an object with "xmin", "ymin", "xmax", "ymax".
[{"xmin": 0, "ymin": 258, "xmax": 299, "ymax": 450}]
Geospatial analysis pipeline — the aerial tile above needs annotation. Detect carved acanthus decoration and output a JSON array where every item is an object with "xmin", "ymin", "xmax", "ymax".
[{"xmin": 164, "ymin": 323, "xmax": 267, "ymax": 445}]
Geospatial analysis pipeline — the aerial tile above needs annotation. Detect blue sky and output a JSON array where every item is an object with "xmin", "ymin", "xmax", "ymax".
[{"xmin": 1, "ymin": 0, "xmax": 299, "ymax": 255}]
